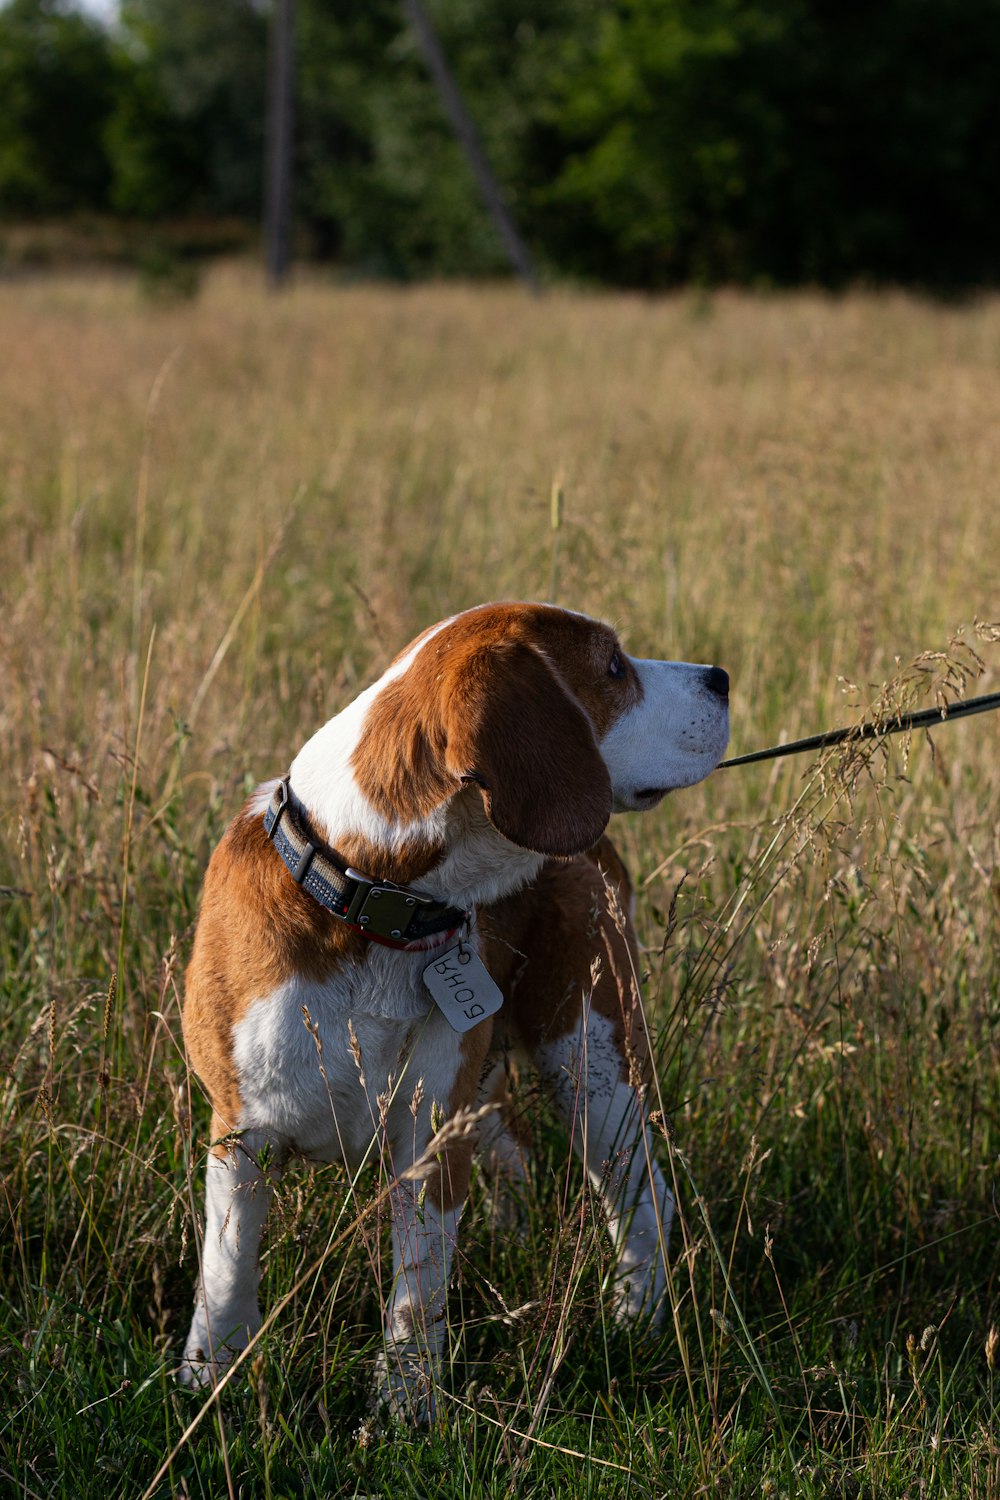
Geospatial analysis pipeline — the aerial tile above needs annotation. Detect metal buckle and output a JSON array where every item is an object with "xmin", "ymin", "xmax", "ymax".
[
  {"xmin": 265, "ymin": 778, "xmax": 290, "ymax": 840},
  {"xmin": 343, "ymin": 872, "xmax": 434, "ymax": 942}
]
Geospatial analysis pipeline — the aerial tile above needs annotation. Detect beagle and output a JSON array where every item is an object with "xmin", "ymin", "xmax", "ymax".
[{"xmin": 179, "ymin": 602, "xmax": 729, "ymax": 1419}]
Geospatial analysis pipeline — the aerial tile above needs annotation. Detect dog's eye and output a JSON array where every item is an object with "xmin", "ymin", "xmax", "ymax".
[{"xmin": 608, "ymin": 650, "xmax": 627, "ymax": 680}]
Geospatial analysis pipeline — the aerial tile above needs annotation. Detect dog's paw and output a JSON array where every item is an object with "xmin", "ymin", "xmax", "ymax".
[
  {"xmin": 610, "ymin": 1266, "xmax": 668, "ymax": 1331},
  {"xmin": 373, "ymin": 1346, "xmax": 438, "ymax": 1426},
  {"xmin": 177, "ymin": 1350, "xmax": 218, "ymax": 1390},
  {"xmin": 178, "ymin": 1304, "xmax": 261, "ymax": 1389}
]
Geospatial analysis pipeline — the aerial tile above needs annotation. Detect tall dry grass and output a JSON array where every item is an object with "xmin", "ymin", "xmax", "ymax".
[{"xmin": 1, "ymin": 265, "xmax": 997, "ymax": 1496}]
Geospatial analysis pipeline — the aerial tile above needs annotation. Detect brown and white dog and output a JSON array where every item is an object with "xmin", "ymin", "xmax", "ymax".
[{"xmin": 179, "ymin": 601, "xmax": 729, "ymax": 1419}]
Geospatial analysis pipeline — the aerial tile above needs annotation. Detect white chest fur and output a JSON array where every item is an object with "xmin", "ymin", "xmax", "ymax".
[{"xmin": 231, "ymin": 958, "xmax": 468, "ymax": 1169}]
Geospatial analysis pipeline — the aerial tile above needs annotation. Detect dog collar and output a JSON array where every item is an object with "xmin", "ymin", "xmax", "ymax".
[{"xmin": 262, "ymin": 778, "xmax": 469, "ymax": 951}]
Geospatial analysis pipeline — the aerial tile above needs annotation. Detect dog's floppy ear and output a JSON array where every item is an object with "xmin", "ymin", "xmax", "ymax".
[{"xmin": 444, "ymin": 642, "xmax": 612, "ymax": 857}]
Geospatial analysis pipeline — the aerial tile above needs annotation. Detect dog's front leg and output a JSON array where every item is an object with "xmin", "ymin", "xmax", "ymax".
[
  {"xmin": 180, "ymin": 1120, "xmax": 282, "ymax": 1388},
  {"xmin": 376, "ymin": 1176, "xmax": 462, "ymax": 1423},
  {"xmin": 537, "ymin": 1011, "xmax": 673, "ymax": 1326},
  {"xmin": 374, "ymin": 1018, "xmax": 489, "ymax": 1422}
]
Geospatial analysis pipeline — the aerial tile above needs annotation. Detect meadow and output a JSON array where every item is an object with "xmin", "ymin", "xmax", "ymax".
[{"xmin": 1, "ymin": 266, "xmax": 998, "ymax": 1498}]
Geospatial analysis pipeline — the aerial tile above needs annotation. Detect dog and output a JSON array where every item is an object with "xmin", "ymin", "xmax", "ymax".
[{"xmin": 179, "ymin": 601, "xmax": 729, "ymax": 1418}]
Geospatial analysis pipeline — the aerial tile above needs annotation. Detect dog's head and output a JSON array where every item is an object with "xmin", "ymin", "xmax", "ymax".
[{"xmin": 350, "ymin": 602, "xmax": 729, "ymax": 858}]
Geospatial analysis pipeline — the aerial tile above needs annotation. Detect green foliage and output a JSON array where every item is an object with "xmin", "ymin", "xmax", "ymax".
[
  {"xmin": 538, "ymin": 0, "xmax": 1000, "ymax": 286},
  {"xmin": 294, "ymin": 0, "xmax": 580, "ymax": 277},
  {"xmin": 4, "ymin": 0, "xmax": 1000, "ymax": 285},
  {"xmin": 109, "ymin": 0, "xmax": 267, "ymax": 219},
  {"xmin": 135, "ymin": 241, "xmax": 201, "ymax": 300},
  {"xmin": 103, "ymin": 47, "xmax": 204, "ymax": 219},
  {"xmin": 536, "ymin": 0, "xmax": 793, "ymax": 284},
  {"xmin": 0, "ymin": 0, "xmax": 117, "ymax": 214}
]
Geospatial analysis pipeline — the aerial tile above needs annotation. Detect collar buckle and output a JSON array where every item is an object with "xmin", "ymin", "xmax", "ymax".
[
  {"xmin": 262, "ymin": 776, "xmax": 469, "ymax": 948},
  {"xmin": 264, "ymin": 777, "xmax": 290, "ymax": 839},
  {"xmin": 343, "ymin": 872, "xmax": 435, "ymax": 942}
]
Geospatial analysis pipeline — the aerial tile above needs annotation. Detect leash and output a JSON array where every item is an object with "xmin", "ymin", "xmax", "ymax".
[{"xmin": 718, "ymin": 689, "xmax": 1000, "ymax": 769}]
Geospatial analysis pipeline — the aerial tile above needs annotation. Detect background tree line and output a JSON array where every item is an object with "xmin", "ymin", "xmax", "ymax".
[{"xmin": 2, "ymin": 0, "xmax": 999, "ymax": 288}]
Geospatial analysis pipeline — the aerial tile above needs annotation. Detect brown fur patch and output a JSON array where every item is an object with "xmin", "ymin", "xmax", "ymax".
[
  {"xmin": 480, "ymin": 835, "xmax": 650, "ymax": 1084},
  {"xmin": 424, "ymin": 1025, "xmax": 494, "ymax": 1214},
  {"xmin": 352, "ymin": 603, "xmax": 639, "ymax": 857},
  {"xmin": 182, "ymin": 803, "xmax": 445, "ymax": 1130},
  {"xmin": 207, "ymin": 1109, "xmax": 240, "ymax": 1161}
]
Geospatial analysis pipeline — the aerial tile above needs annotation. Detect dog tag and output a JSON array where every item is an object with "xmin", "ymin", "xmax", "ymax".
[{"xmin": 422, "ymin": 944, "xmax": 504, "ymax": 1034}]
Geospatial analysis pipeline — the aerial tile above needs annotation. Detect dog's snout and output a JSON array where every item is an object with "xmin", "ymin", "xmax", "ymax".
[{"xmin": 703, "ymin": 666, "xmax": 729, "ymax": 700}]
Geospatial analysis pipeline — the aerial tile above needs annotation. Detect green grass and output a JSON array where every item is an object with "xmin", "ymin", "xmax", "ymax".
[{"xmin": 1, "ymin": 266, "xmax": 998, "ymax": 1497}]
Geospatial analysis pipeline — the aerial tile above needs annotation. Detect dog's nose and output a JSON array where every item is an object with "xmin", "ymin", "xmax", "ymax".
[{"xmin": 704, "ymin": 666, "xmax": 729, "ymax": 700}]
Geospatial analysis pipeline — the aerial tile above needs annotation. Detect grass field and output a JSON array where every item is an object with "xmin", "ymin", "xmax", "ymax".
[{"xmin": 1, "ymin": 265, "xmax": 998, "ymax": 1498}]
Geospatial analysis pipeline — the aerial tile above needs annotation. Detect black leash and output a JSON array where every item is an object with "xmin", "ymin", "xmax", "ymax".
[{"xmin": 718, "ymin": 689, "xmax": 1000, "ymax": 769}]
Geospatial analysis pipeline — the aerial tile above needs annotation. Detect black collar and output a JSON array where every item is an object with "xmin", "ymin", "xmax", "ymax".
[{"xmin": 262, "ymin": 778, "xmax": 469, "ymax": 950}]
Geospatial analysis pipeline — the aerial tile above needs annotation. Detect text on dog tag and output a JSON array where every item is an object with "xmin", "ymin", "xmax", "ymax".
[{"xmin": 422, "ymin": 944, "xmax": 504, "ymax": 1033}]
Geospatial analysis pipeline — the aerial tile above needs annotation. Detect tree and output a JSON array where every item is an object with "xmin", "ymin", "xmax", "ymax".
[
  {"xmin": 0, "ymin": 0, "xmax": 117, "ymax": 214},
  {"xmin": 110, "ymin": 0, "xmax": 268, "ymax": 219},
  {"xmin": 295, "ymin": 0, "xmax": 580, "ymax": 277},
  {"xmin": 538, "ymin": 0, "xmax": 1000, "ymax": 287},
  {"xmin": 4, "ymin": 0, "xmax": 1000, "ymax": 288}
]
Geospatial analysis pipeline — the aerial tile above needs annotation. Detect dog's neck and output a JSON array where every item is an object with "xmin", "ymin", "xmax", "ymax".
[{"xmin": 287, "ymin": 695, "xmax": 545, "ymax": 914}]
